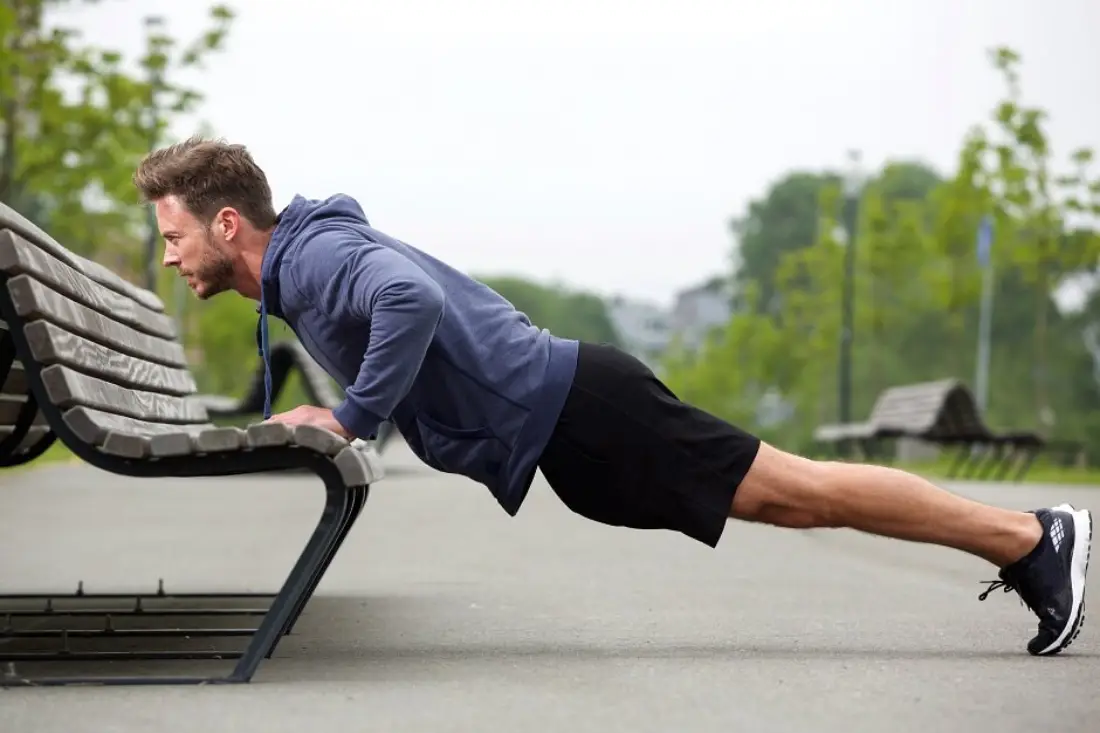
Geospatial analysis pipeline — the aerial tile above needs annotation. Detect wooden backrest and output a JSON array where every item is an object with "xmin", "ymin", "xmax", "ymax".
[
  {"xmin": 866, "ymin": 379, "xmax": 991, "ymax": 439},
  {"xmin": 0, "ymin": 206, "xmax": 212, "ymax": 459}
]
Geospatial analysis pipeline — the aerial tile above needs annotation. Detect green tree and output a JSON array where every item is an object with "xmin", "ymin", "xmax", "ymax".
[
  {"xmin": 0, "ymin": 0, "xmax": 234, "ymax": 279},
  {"xmin": 478, "ymin": 275, "xmax": 622, "ymax": 346},
  {"xmin": 669, "ymin": 45, "xmax": 1100, "ymax": 463},
  {"xmin": 730, "ymin": 162, "xmax": 941, "ymax": 316},
  {"xmin": 969, "ymin": 46, "xmax": 1100, "ymax": 432}
]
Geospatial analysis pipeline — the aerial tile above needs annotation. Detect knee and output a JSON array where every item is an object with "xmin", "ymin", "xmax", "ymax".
[{"xmin": 730, "ymin": 444, "xmax": 841, "ymax": 529}]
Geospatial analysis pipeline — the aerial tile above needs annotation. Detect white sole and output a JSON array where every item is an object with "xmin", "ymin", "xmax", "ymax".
[{"xmin": 1035, "ymin": 504, "xmax": 1092, "ymax": 655}]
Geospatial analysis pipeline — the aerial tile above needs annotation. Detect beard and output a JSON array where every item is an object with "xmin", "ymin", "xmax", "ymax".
[{"xmin": 192, "ymin": 228, "xmax": 236, "ymax": 300}]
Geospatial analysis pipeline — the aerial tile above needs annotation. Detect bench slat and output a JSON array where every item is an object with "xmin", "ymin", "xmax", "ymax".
[
  {"xmin": 334, "ymin": 444, "xmax": 383, "ymax": 486},
  {"xmin": 42, "ymin": 365, "xmax": 208, "ymax": 424},
  {"xmin": 7, "ymin": 275, "xmax": 186, "ymax": 367},
  {"xmin": 1, "ymin": 362, "xmax": 27, "ymax": 396},
  {"xmin": 244, "ymin": 423, "xmax": 381, "ymax": 484},
  {"xmin": 63, "ymin": 406, "xmax": 378, "ymax": 484},
  {"xmin": 0, "ymin": 396, "xmax": 47, "ymax": 425},
  {"xmin": 64, "ymin": 406, "xmax": 212, "ymax": 446},
  {"xmin": 64, "ymin": 407, "xmax": 230, "ymax": 459},
  {"xmin": 25, "ymin": 321, "xmax": 196, "ymax": 396},
  {"xmin": 0, "ymin": 231, "xmax": 177, "ymax": 339},
  {"xmin": 0, "ymin": 204, "xmax": 165, "ymax": 313}
]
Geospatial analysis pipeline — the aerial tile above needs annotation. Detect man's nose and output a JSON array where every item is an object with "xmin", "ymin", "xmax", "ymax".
[{"xmin": 162, "ymin": 249, "xmax": 180, "ymax": 268}]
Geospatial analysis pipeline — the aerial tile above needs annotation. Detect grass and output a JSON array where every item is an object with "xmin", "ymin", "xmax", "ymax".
[
  {"xmin": 893, "ymin": 458, "xmax": 1100, "ymax": 486},
  {"xmin": 2, "ymin": 439, "xmax": 77, "ymax": 475}
]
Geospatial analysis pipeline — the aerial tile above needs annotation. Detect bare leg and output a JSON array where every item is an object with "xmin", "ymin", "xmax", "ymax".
[{"xmin": 729, "ymin": 442, "xmax": 1043, "ymax": 568}]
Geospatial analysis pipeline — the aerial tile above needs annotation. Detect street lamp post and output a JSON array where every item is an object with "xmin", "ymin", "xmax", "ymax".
[{"xmin": 838, "ymin": 150, "xmax": 863, "ymax": 425}]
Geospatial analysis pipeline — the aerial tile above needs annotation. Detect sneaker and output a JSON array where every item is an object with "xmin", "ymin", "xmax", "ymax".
[{"xmin": 979, "ymin": 503, "xmax": 1092, "ymax": 655}]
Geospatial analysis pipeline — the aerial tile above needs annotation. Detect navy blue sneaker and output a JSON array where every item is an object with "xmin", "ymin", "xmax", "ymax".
[{"xmin": 979, "ymin": 503, "xmax": 1092, "ymax": 655}]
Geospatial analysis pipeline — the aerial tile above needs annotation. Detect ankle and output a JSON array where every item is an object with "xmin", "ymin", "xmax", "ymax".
[{"xmin": 998, "ymin": 513, "xmax": 1044, "ymax": 569}]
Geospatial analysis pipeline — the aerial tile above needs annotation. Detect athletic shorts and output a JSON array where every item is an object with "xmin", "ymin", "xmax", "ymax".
[{"xmin": 536, "ymin": 341, "xmax": 761, "ymax": 547}]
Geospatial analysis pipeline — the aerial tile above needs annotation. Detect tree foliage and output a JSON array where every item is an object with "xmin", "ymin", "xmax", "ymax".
[
  {"xmin": 0, "ymin": 0, "xmax": 234, "ymax": 277},
  {"xmin": 666, "ymin": 46, "xmax": 1100, "ymax": 460},
  {"xmin": 478, "ymin": 275, "xmax": 622, "ymax": 346}
]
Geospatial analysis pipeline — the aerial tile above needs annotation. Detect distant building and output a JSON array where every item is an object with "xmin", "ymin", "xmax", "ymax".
[
  {"xmin": 606, "ymin": 296, "xmax": 672, "ymax": 368},
  {"xmin": 606, "ymin": 276, "xmax": 736, "ymax": 369},
  {"xmin": 668, "ymin": 277, "xmax": 734, "ymax": 352}
]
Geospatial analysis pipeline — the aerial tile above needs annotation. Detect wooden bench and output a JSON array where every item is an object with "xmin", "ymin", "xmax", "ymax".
[
  {"xmin": 197, "ymin": 338, "xmax": 401, "ymax": 452},
  {"xmin": 813, "ymin": 379, "xmax": 1049, "ymax": 481},
  {"xmin": 0, "ymin": 201, "xmax": 383, "ymax": 686}
]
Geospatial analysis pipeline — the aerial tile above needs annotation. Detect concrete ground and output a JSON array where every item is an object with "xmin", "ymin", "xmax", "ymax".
[{"xmin": 0, "ymin": 441, "xmax": 1097, "ymax": 733}]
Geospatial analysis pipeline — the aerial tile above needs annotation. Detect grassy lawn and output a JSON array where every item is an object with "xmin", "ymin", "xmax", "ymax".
[{"xmin": 2, "ymin": 439, "xmax": 77, "ymax": 475}]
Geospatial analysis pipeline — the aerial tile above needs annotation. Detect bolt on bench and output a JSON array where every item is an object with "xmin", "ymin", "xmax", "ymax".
[{"xmin": 0, "ymin": 203, "xmax": 383, "ymax": 686}]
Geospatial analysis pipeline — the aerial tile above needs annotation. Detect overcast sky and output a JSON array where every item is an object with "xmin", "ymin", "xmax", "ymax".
[{"xmin": 64, "ymin": 0, "xmax": 1100, "ymax": 307}]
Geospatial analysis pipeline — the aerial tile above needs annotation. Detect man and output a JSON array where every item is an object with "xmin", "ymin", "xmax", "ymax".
[{"xmin": 133, "ymin": 136, "xmax": 1091, "ymax": 657}]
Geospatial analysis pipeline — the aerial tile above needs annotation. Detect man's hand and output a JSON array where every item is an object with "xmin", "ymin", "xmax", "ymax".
[{"xmin": 264, "ymin": 405, "xmax": 351, "ymax": 440}]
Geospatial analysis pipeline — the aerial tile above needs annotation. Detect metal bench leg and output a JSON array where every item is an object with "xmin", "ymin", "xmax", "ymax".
[
  {"xmin": 960, "ymin": 445, "xmax": 988, "ymax": 479},
  {"xmin": 272, "ymin": 484, "xmax": 369, "ymax": 649},
  {"xmin": 1013, "ymin": 448, "xmax": 1040, "ymax": 482},
  {"xmin": 227, "ymin": 479, "xmax": 356, "ymax": 683},
  {"xmin": 992, "ymin": 447, "xmax": 1018, "ymax": 481},
  {"xmin": 946, "ymin": 446, "xmax": 969, "ymax": 478},
  {"xmin": 976, "ymin": 445, "xmax": 1002, "ymax": 479}
]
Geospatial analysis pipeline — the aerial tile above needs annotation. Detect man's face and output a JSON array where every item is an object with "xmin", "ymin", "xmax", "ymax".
[{"xmin": 155, "ymin": 195, "xmax": 236, "ymax": 300}]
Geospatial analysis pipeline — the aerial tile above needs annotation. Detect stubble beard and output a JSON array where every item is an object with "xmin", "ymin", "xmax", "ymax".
[{"xmin": 194, "ymin": 228, "xmax": 236, "ymax": 301}]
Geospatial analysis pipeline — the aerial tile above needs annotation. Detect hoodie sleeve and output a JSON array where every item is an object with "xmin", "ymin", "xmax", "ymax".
[{"xmin": 292, "ymin": 231, "xmax": 445, "ymax": 440}]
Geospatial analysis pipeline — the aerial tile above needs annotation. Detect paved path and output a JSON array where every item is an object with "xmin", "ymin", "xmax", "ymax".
[{"xmin": 0, "ymin": 443, "xmax": 1097, "ymax": 732}]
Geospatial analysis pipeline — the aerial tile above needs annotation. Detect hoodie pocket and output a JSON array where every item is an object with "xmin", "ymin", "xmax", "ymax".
[{"xmin": 414, "ymin": 414, "xmax": 510, "ymax": 488}]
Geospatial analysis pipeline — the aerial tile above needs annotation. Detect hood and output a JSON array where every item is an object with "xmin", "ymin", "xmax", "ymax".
[
  {"xmin": 260, "ymin": 193, "xmax": 371, "ymax": 319},
  {"xmin": 254, "ymin": 193, "xmax": 370, "ymax": 420}
]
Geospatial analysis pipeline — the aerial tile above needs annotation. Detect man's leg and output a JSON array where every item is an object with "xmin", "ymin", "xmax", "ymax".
[
  {"xmin": 731, "ymin": 441, "xmax": 1093, "ymax": 655},
  {"xmin": 729, "ymin": 442, "xmax": 1041, "ymax": 566}
]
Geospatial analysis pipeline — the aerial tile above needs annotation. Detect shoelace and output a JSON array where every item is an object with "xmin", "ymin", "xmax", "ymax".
[
  {"xmin": 978, "ymin": 579, "xmax": 1016, "ymax": 602},
  {"xmin": 978, "ymin": 579, "xmax": 1035, "ymax": 614}
]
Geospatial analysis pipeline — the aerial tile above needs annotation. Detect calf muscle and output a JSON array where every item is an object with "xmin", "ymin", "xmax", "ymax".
[{"xmin": 728, "ymin": 443, "xmax": 1043, "ymax": 568}]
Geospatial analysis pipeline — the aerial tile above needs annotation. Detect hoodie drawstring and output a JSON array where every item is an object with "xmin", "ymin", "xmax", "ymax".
[{"xmin": 258, "ymin": 294, "xmax": 273, "ymax": 420}]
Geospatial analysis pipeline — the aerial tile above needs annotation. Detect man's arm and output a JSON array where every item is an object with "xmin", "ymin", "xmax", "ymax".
[{"xmin": 293, "ymin": 232, "xmax": 445, "ymax": 440}]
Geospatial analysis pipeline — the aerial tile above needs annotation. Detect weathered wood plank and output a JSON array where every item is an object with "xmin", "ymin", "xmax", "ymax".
[
  {"xmin": 148, "ymin": 426, "xmax": 248, "ymax": 458},
  {"xmin": 243, "ymin": 422, "xmax": 347, "ymax": 455},
  {"xmin": 334, "ymin": 444, "xmax": 384, "ymax": 485},
  {"xmin": 0, "ymin": 231, "xmax": 176, "ymax": 339},
  {"xmin": 62, "ymin": 407, "xmax": 212, "ymax": 458},
  {"xmin": 60, "ymin": 407, "xmax": 382, "ymax": 484},
  {"xmin": 41, "ymin": 365, "xmax": 208, "ymax": 424},
  {"xmin": 7, "ymin": 275, "xmax": 186, "ymax": 367},
  {"xmin": 0, "ymin": 362, "xmax": 27, "ymax": 396},
  {"xmin": 0, "ymin": 204, "xmax": 164, "ymax": 312},
  {"xmin": 24, "ymin": 321, "xmax": 196, "ymax": 396},
  {"xmin": 0, "ymin": 396, "xmax": 47, "ymax": 426},
  {"xmin": 64, "ymin": 406, "xmax": 212, "ymax": 443},
  {"xmin": 287, "ymin": 425, "xmax": 348, "ymax": 455}
]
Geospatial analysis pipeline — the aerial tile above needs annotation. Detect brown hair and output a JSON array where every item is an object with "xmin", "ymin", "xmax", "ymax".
[{"xmin": 133, "ymin": 136, "xmax": 278, "ymax": 229}]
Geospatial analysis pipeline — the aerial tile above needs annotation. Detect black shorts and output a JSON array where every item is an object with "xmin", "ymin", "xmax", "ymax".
[{"xmin": 536, "ymin": 341, "xmax": 761, "ymax": 547}]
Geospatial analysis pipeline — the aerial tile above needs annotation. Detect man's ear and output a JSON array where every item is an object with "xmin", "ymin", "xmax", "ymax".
[{"xmin": 215, "ymin": 206, "xmax": 242, "ymax": 241}]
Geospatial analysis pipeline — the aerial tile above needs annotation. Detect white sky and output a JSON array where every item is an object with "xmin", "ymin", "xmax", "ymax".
[{"xmin": 59, "ymin": 0, "xmax": 1100, "ymax": 307}]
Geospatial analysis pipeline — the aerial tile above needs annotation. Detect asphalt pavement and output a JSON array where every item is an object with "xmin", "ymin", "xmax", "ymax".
[{"xmin": 0, "ymin": 441, "xmax": 1096, "ymax": 733}]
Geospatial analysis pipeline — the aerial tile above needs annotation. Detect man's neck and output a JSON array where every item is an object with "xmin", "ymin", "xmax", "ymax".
[{"xmin": 234, "ymin": 229, "xmax": 273, "ymax": 301}]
